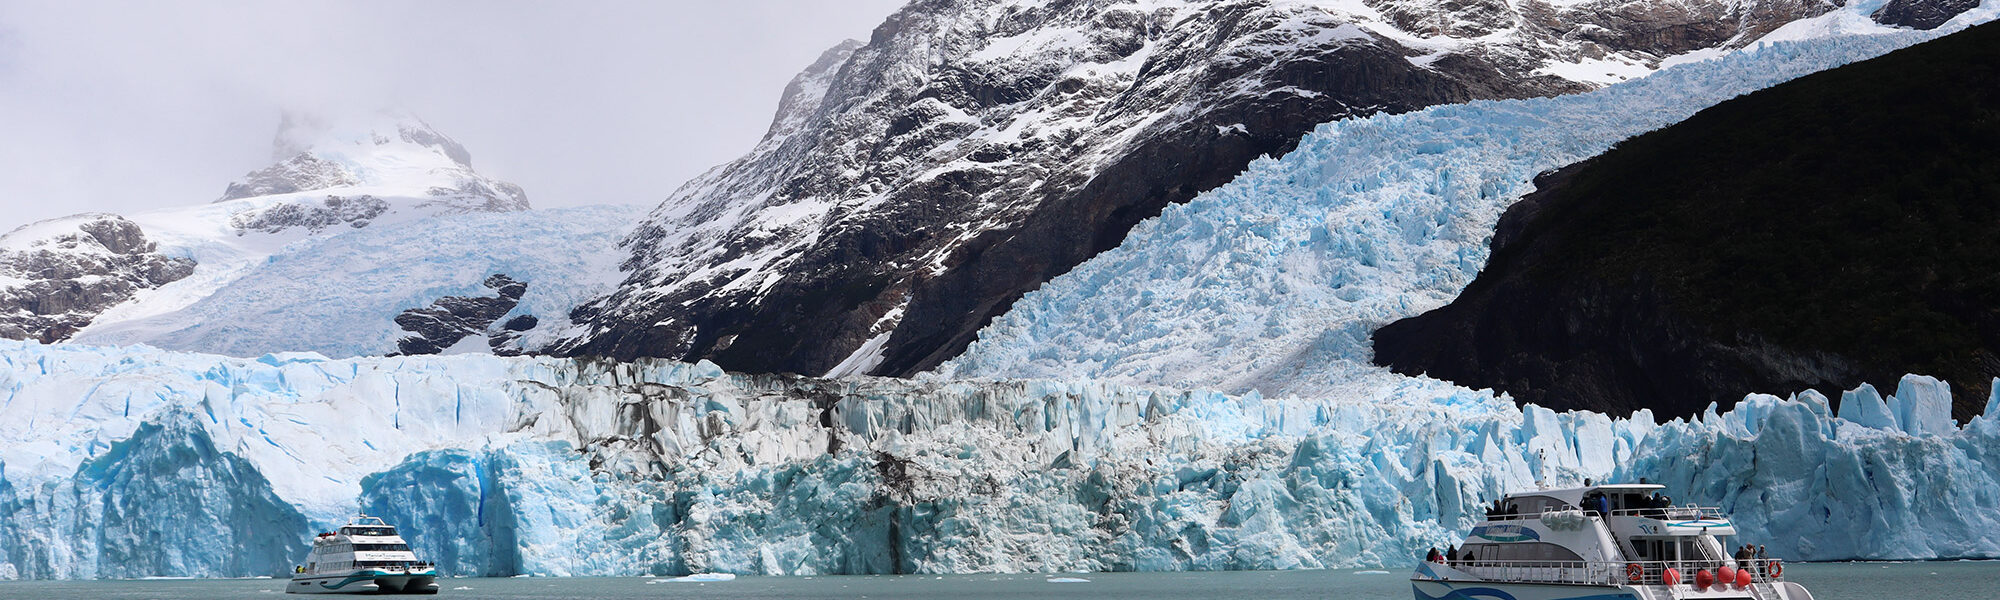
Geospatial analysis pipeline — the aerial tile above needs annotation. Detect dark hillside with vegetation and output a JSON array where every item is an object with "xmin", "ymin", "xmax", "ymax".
[{"xmin": 1373, "ymin": 21, "xmax": 2000, "ymax": 421}]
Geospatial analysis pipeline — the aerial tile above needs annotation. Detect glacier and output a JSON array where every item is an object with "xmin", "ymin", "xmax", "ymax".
[
  {"xmin": 70, "ymin": 204, "xmax": 641, "ymax": 358},
  {"xmin": 1, "ymin": 339, "xmax": 1997, "ymax": 579},
  {"xmin": 6, "ymin": 6, "xmax": 2000, "ymax": 583},
  {"xmin": 934, "ymin": 6, "xmax": 2000, "ymax": 400}
]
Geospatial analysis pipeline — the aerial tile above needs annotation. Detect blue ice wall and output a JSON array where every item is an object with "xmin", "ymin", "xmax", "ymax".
[{"xmin": 0, "ymin": 412, "xmax": 310, "ymax": 579}]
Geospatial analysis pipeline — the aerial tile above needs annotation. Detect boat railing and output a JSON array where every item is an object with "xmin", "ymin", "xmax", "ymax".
[
  {"xmin": 1606, "ymin": 505, "xmax": 1727, "ymax": 521},
  {"xmin": 371, "ymin": 561, "xmax": 437, "ymax": 575},
  {"xmin": 1428, "ymin": 558, "xmax": 1786, "ymax": 586},
  {"xmin": 1482, "ymin": 505, "xmax": 1725, "ymax": 522}
]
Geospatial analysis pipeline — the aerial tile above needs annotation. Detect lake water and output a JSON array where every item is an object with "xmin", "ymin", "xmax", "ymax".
[{"xmin": 0, "ymin": 561, "xmax": 1990, "ymax": 599}]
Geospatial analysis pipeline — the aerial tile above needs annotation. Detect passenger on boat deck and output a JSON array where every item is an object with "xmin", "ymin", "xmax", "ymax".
[
  {"xmin": 1735, "ymin": 544, "xmax": 1754, "ymax": 563},
  {"xmin": 1427, "ymin": 547, "xmax": 1443, "ymax": 563},
  {"xmin": 1446, "ymin": 545, "xmax": 1458, "ymax": 565}
]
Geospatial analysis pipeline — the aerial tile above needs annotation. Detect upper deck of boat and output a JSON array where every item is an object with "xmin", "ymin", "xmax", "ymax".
[{"xmin": 1501, "ymin": 483, "xmax": 1663, "ymax": 507}]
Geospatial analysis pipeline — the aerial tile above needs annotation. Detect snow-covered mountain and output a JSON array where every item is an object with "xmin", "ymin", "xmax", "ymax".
[
  {"xmin": 1, "ymin": 340, "xmax": 1996, "ymax": 579},
  {"xmin": 0, "ymin": 111, "xmax": 641, "ymax": 358},
  {"xmin": 938, "ymin": 5, "xmax": 1997, "ymax": 402},
  {"xmin": 557, "ymin": 0, "xmax": 1976, "ymax": 380}
]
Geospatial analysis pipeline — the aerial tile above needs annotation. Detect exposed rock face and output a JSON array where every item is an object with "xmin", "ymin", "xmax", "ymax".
[
  {"xmin": 229, "ymin": 194, "xmax": 391, "ymax": 235},
  {"xmin": 1874, "ymin": 0, "xmax": 1982, "ymax": 29},
  {"xmin": 219, "ymin": 154, "xmax": 361, "ymax": 202},
  {"xmin": 0, "ymin": 215, "xmax": 195, "ymax": 343},
  {"xmin": 393, "ymin": 274, "xmax": 528, "ymax": 355},
  {"xmin": 558, "ymin": 0, "xmax": 1864, "ymax": 378},
  {"xmin": 423, "ymin": 179, "xmax": 531, "ymax": 214},
  {"xmin": 1372, "ymin": 21, "xmax": 2000, "ymax": 421}
]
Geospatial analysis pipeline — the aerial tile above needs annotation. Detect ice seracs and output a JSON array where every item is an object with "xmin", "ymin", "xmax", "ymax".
[{"xmin": 1, "ymin": 340, "xmax": 1997, "ymax": 579}]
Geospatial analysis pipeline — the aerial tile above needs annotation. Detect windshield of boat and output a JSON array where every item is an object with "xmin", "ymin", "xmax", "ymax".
[{"xmin": 1630, "ymin": 535, "xmax": 1724, "ymax": 563}]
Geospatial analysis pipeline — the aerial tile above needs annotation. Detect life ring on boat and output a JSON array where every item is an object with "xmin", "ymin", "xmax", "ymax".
[
  {"xmin": 1627, "ymin": 563, "xmax": 1644, "ymax": 583},
  {"xmin": 1768, "ymin": 560, "xmax": 1782, "ymax": 578}
]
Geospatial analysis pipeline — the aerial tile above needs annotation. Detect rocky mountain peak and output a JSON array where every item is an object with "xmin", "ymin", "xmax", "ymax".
[
  {"xmin": 764, "ymin": 39, "xmax": 866, "ymax": 144},
  {"xmin": 269, "ymin": 109, "xmax": 473, "ymax": 167},
  {"xmin": 218, "ymin": 110, "xmax": 526, "ymax": 212}
]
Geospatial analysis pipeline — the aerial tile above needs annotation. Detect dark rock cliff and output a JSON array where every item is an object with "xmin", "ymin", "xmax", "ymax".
[
  {"xmin": 393, "ymin": 274, "xmax": 528, "ymax": 355},
  {"xmin": 1372, "ymin": 21, "xmax": 2000, "ymax": 420}
]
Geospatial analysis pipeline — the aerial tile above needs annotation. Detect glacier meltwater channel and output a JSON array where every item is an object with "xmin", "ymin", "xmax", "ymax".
[{"xmin": 1, "ymin": 340, "xmax": 1997, "ymax": 579}]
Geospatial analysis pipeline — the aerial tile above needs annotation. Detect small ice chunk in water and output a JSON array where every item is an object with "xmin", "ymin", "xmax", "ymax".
[
  {"xmin": 1046, "ymin": 577, "xmax": 1090, "ymax": 583},
  {"xmin": 1357, "ymin": 570, "xmax": 1391, "ymax": 575}
]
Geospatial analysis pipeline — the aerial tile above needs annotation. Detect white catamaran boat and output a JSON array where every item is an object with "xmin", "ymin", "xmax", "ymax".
[
  {"xmin": 1413, "ymin": 483, "xmax": 1815, "ymax": 600},
  {"xmin": 287, "ymin": 516, "xmax": 441, "ymax": 595}
]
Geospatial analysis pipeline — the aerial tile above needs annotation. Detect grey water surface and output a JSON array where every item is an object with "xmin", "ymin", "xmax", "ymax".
[{"xmin": 0, "ymin": 561, "xmax": 1990, "ymax": 599}]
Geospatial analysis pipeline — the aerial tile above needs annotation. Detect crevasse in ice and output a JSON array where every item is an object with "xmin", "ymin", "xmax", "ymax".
[{"xmin": 1, "ymin": 340, "xmax": 1996, "ymax": 579}]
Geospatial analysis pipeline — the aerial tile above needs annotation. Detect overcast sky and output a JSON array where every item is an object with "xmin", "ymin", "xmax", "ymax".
[{"xmin": 0, "ymin": 0, "xmax": 906, "ymax": 229}]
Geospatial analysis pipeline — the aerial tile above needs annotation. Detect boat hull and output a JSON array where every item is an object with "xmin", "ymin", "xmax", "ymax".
[
  {"xmin": 1412, "ymin": 579, "xmax": 1802, "ymax": 600},
  {"xmin": 286, "ymin": 571, "xmax": 440, "ymax": 594},
  {"xmin": 1412, "ymin": 579, "xmax": 1641, "ymax": 600}
]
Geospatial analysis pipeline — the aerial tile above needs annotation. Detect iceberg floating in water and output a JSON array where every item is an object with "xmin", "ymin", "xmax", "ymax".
[{"xmin": 1, "ymin": 339, "xmax": 1997, "ymax": 580}]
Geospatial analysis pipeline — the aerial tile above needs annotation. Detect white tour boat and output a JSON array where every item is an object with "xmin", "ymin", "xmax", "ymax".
[
  {"xmin": 1412, "ymin": 483, "xmax": 1815, "ymax": 600},
  {"xmin": 287, "ymin": 515, "xmax": 440, "ymax": 595}
]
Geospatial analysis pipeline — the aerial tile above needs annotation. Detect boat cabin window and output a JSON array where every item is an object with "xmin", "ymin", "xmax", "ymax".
[
  {"xmin": 1460, "ymin": 542, "xmax": 1584, "ymax": 563},
  {"xmin": 1631, "ymin": 537, "xmax": 1719, "ymax": 563},
  {"xmin": 352, "ymin": 543, "xmax": 411, "ymax": 552},
  {"xmin": 1503, "ymin": 495, "xmax": 1569, "ymax": 515},
  {"xmin": 342, "ymin": 527, "xmax": 396, "ymax": 537},
  {"xmin": 355, "ymin": 560, "xmax": 413, "ymax": 568}
]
